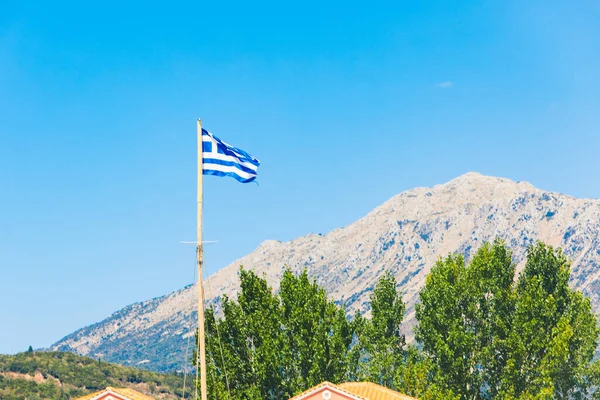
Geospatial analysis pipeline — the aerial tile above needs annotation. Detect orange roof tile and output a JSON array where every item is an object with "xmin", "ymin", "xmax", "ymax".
[
  {"xmin": 290, "ymin": 381, "xmax": 418, "ymax": 400},
  {"xmin": 339, "ymin": 382, "xmax": 418, "ymax": 400},
  {"xmin": 289, "ymin": 381, "xmax": 367, "ymax": 400},
  {"xmin": 73, "ymin": 386, "xmax": 156, "ymax": 400}
]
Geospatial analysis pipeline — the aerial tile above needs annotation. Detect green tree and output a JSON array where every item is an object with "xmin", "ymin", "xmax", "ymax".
[
  {"xmin": 279, "ymin": 268, "xmax": 353, "ymax": 394},
  {"xmin": 201, "ymin": 267, "xmax": 354, "ymax": 399},
  {"xmin": 394, "ymin": 345, "xmax": 460, "ymax": 400},
  {"xmin": 349, "ymin": 272, "xmax": 458, "ymax": 399},
  {"xmin": 351, "ymin": 271, "xmax": 406, "ymax": 386},
  {"xmin": 499, "ymin": 243, "xmax": 599, "ymax": 399},
  {"xmin": 583, "ymin": 359, "xmax": 600, "ymax": 399},
  {"xmin": 202, "ymin": 267, "xmax": 281, "ymax": 399},
  {"xmin": 415, "ymin": 250, "xmax": 483, "ymax": 399},
  {"xmin": 415, "ymin": 240, "xmax": 599, "ymax": 400},
  {"xmin": 466, "ymin": 240, "xmax": 516, "ymax": 398}
]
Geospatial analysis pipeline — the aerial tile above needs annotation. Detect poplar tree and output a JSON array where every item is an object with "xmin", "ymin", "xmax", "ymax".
[
  {"xmin": 200, "ymin": 240, "xmax": 599, "ymax": 399},
  {"xmin": 352, "ymin": 272, "xmax": 458, "ymax": 399},
  {"xmin": 351, "ymin": 271, "xmax": 406, "ymax": 386},
  {"xmin": 415, "ymin": 240, "xmax": 599, "ymax": 400},
  {"xmin": 499, "ymin": 243, "xmax": 599, "ymax": 399},
  {"xmin": 202, "ymin": 268, "xmax": 353, "ymax": 399}
]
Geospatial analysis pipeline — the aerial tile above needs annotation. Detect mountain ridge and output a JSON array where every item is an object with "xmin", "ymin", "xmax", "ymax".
[{"xmin": 50, "ymin": 172, "xmax": 600, "ymax": 372}]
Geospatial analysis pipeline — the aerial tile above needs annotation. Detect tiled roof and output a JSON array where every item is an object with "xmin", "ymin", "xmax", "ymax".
[
  {"xmin": 290, "ymin": 381, "xmax": 418, "ymax": 400},
  {"xmin": 289, "ymin": 381, "xmax": 366, "ymax": 399},
  {"xmin": 73, "ymin": 386, "xmax": 156, "ymax": 400},
  {"xmin": 339, "ymin": 382, "xmax": 418, "ymax": 400}
]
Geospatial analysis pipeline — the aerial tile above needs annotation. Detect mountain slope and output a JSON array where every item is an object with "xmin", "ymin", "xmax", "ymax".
[
  {"xmin": 0, "ymin": 351, "xmax": 187, "ymax": 399},
  {"xmin": 50, "ymin": 172, "xmax": 600, "ymax": 372}
]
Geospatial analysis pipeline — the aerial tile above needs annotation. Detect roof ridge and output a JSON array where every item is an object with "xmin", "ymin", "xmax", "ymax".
[
  {"xmin": 72, "ymin": 386, "xmax": 155, "ymax": 400},
  {"xmin": 289, "ymin": 381, "xmax": 367, "ymax": 400},
  {"xmin": 338, "ymin": 381, "xmax": 418, "ymax": 399}
]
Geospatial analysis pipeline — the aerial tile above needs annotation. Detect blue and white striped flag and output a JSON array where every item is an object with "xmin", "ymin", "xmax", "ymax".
[{"xmin": 202, "ymin": 129, "xmax": 260, "ymax": 183}]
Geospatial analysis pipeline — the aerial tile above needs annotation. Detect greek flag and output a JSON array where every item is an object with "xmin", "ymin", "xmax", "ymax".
[{"xmin": 202, "ymin": 129, "xmax": 260, "ymax": 183}]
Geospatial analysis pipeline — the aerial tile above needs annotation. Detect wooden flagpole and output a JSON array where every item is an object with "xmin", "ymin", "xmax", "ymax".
[{"xmin": 197, "ymin": 119, "xmax": 208, "ymax": 400}]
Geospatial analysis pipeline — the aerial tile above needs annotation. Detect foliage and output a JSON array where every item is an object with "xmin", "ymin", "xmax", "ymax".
[
  {"xmin": 0, "ymin": 351, "xmax": 187, "ymax": 400},
  {"xmin": 584, "ymin": 358, "xmax": 600, "ymax": 399},
  {"xmin": 200, "ymin": 268, "xmax": 353, "ymax": 399},
  {"xmin": 350, "ymin": 271, "xmax": 406, "ymax": 385},
  {"xmin": 500, "ymin": 243, "xmax": 599, "ymax": 399},
  {"xmin": 350, "ymin": 271, "xmax": 457, "ymax": 399},
  {"xmin": 197, "ymin": 240, "xmax": 599, "ymax": 399},
  {"xmin": 415, "ymin": 240, "xmax": 599, "ymax": 400},
  {"xmin": 200, "ymin": 268, "xmax": 456, "ymax": 399},
  {"xmin": 393, "ymin": 346, "xmax": 460, "ymax": 400}
]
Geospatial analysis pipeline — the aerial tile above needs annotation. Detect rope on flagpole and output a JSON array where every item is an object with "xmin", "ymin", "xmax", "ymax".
[
  {"xmin": 195, "ymin": 250, "xmax": 201, "ymax": 400},
  {"xmin": 179, "ymin": 240, "xmax": 219, "ymax": 399},
  {"xmin": 205, "ymin": 274, "xmax": 232, "ymax": 397},
  {"xmin": 181, "ymin": 255, "xmax": 198, "ymax": 399}
]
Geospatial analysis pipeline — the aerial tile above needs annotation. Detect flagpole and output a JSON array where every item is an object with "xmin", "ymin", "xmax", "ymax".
[{"xmin": 197, "ymin": 119, "xmax": 208, "ymax": 400}]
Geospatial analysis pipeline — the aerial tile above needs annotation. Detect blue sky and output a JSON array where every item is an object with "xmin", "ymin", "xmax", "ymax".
[{"xmin": 1, "ymin": 0, "xmax": 599, "ymax": 354}]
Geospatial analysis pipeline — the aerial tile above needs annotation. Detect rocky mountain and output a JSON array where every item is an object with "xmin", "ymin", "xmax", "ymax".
[{"xmin": 49, "ymin": 172, "xmax": 600, "ymax": 372}]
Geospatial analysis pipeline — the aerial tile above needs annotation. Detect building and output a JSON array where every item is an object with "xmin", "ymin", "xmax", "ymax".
[
  {"xmin": 73, "ymin": 386, "xmax": 155, "ymax": 400},
  {"xmin": 290, "ymin": 381, "xmax": 418, "ymax": 400}
]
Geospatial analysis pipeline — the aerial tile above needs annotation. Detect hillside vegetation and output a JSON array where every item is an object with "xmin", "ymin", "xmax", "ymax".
[{"xmin": 0, "ymin": 351, "xmax": 190, "ymax": 399}]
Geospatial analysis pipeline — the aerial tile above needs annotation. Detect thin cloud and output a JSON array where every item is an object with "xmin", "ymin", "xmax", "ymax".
[{"xmin": 435, "ymin": 81, "xmax": 454, "ymax": 89}]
